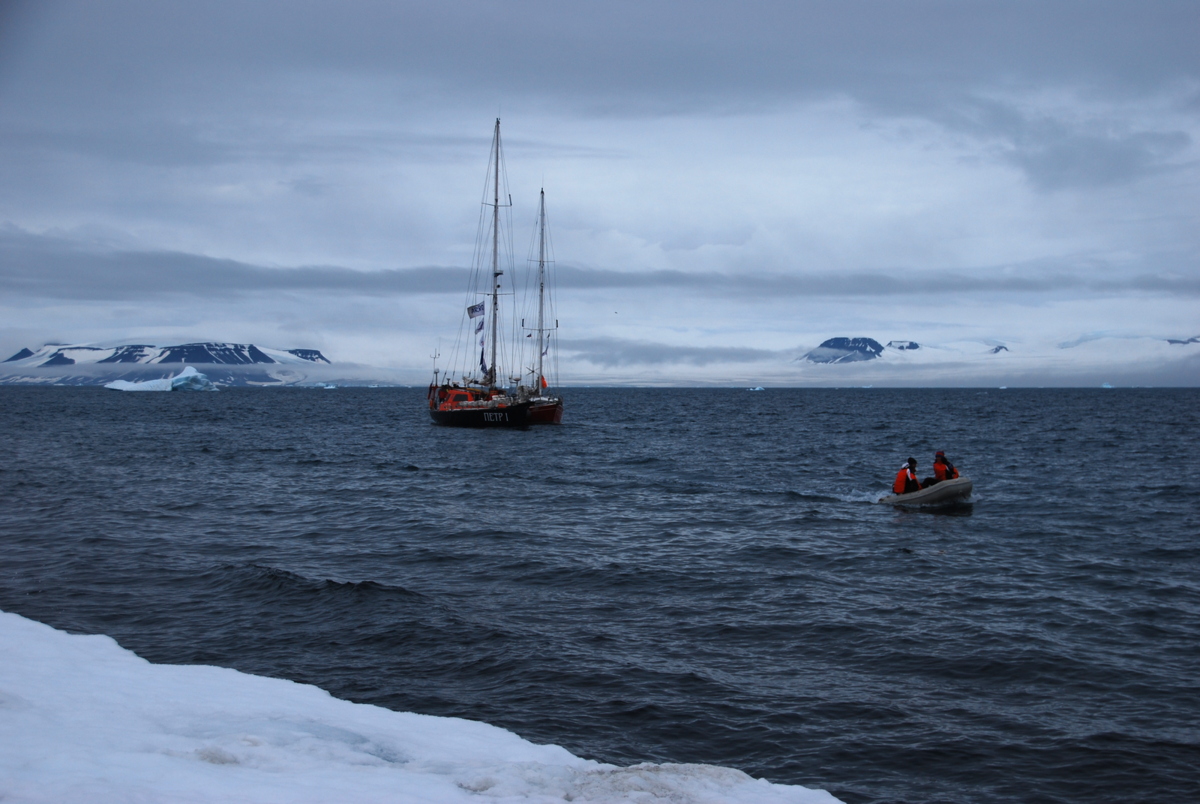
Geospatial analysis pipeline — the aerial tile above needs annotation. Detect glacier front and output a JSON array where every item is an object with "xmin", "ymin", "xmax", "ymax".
[{"xmin": 0, "ymin": 611, "xmax": 842, "ymax": 804}]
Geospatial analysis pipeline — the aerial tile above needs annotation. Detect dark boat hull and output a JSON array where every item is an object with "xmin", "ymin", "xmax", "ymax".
[
  {"xmin": 429, "ymin": 401, "xmax": 531, "ymax": 428},
  {"xmin": 527, "ymin": 398, "xmax": 563, "ymax": 424}
]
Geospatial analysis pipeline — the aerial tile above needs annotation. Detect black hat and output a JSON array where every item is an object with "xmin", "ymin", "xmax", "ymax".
[{"xmin": 907, "ymin": 457, "xmax": 917, "ymax": 466}]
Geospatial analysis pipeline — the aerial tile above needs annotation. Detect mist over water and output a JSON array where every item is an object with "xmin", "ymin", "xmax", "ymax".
[{"xmin": 2, "ymin": 387, "xmax": 1198, "ymax": 804}]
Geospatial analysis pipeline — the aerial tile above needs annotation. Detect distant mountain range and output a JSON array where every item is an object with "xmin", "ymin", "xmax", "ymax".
[
  {"xmin": 804, "ymin": 337, "xmax": 883, "ymax": 363},
  {"xmin": 803, "ymin": 337, "xmax": 896, "ymax": 363},
  {"xmin": 0, "ymin": 342, "xmax": 335, "ymax": 387},
  {"xmin": 802, "ymin": 337, "xmax": 1019, "ymax": 364},
  {"xmin": 4, "ymin": 342, "xmax": 330, "ymax": 367},
  {"xmin": 802, "ymin": 334, "xmax": 1194, "ymax": 365}
]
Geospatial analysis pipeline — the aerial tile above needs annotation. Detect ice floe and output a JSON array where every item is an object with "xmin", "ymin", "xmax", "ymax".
[{"xmin": 0, "ymin": 611, "xmax": 841, "ymax": 804}]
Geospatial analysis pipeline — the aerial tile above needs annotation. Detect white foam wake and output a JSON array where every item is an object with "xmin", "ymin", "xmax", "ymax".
[{"xmin": 0, "ymin": 611, "xmax": 841, "ymax": 803}]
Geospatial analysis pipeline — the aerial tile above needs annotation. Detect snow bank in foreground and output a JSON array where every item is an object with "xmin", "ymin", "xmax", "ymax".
[
  {"xmin": 0, "ymin": 612, "xmax": 841, "ymax": 804},
  {"xmin": 105, "ymin": 365, "xmax": 217, "ymax": 391}
]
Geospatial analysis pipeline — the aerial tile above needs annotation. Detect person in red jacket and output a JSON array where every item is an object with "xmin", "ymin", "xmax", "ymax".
[
  {"xmin": 893, "ymin": 457, "xmax": 921, "ymax": 494},
  {"xmin": 923, "ymin": 450, "xmax": 959, "ymax": 487},
  {"xmin": 935, "ymin": 451, "xmax": 958, "ymax": 480}
]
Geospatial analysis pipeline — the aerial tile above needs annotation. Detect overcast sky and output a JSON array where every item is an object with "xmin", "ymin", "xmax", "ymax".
[{"xmin": 1, "ymin": 0, "xmax": 1197, "ymax": 384}]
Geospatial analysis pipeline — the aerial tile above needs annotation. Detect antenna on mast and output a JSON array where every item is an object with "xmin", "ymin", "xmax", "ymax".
[{"xmin": 430, "ymin": 340, "xmax": 441, "ymax": 381}]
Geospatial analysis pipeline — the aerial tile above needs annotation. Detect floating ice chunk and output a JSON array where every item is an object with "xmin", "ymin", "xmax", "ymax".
[
  {"xmin": 170, "ymin": 366, "xmax": 218, "ymax": 391},
  {"xmin": 105, "ymin": 366, "xmax": 217, "ymax": 392},
  {"xmin": 0, "ymin": 610, "xmax": 842, "ymax": 804},
  {"xmin": 105, "ymin": 376, "xmax": 172, "ymax": 391}
]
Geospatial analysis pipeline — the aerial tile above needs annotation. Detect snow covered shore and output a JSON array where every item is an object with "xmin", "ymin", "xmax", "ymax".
[{"xmin": 0, "ymin": 611, "xmax": 841, "ymax": 803}]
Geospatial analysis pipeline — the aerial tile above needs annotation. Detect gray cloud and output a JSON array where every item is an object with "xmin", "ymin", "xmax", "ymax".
[
  {"xmin": 924, "ymin": 96, "xmax": 1195, "ymax": 190},
  {"xmin": 1007, "ymin": 128, "xmax": 1191, "ymax": 191},
  {"xmin": 554, "ymin": 266, "xmax": 1200, "ymax": 297},
  {"xmin": 0, "ymin": 122, "xmax": 613, "ymax": 173},
  {"xmin": 4, "ymin": 226, "xmax": 1198, "ymax": 302},
  {"xmin": 559, "ymin": 338, "xmax": 785, "ymax": 367},
  {"xmin": 0, "ymin": 226, "xmax": 466, "ymax": 298},
  {"xmin": 4, "ymin": 3, "xmax": 1196, "ymax": 172},
  {"xmin": 6, "ymin": 2, "xmax": 1196, "ymax": 108}
]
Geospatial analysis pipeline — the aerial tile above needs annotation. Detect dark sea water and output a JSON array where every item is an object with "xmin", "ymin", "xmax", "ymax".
[{"xmin": 2, "ymin": 386, "xmax": 1198, "ymax": 804}]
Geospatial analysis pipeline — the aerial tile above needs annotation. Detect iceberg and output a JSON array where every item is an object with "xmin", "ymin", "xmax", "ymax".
[
  {"xmin": 105, "ymin": 365, "xmax": 217, "ymax": 392},
  {"xmin": 0, "ymin": 611, "xmax": 842, "ymax": 804}
]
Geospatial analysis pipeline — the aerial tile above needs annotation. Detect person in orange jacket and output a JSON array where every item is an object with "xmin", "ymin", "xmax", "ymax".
[
  {"xmin": 893, "ymin": 457, "xmax": 921, "ymax": 494},
  {"xmin": 923, "ymin": 450, "xmax": 959, "ymax": 487}
]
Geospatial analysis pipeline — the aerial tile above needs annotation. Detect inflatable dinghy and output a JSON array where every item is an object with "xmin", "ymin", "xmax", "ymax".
[{"xmin": 877, "ymin": 476, "xmax": 972, "ymax": 506}]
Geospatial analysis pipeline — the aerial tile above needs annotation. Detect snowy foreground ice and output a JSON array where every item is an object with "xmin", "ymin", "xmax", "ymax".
[
  {"xmin": 104, "ymin": 365, "xmax": 217, "ymax": 391},
  {"xmin": 0, "ymin": 612, "xmax": 841, "ymax": 804}
]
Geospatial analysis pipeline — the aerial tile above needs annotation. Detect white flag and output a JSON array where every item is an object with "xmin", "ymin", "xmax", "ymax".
[{"xmin": 468, "ymin": 302, "xmax": 485, "ymax": 319}]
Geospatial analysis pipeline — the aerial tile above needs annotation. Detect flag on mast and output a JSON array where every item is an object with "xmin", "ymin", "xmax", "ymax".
[{"xmin": 468, "ymin": 302, "xmax": 485, "ymax": 318}]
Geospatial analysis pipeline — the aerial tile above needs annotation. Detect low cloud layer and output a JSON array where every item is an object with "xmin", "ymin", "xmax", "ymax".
[
  {"xmin": 559, "ymin": 338, "xmax": 785, "ymax": 368},
  {"xmin": 4, "ymin": 226, "xmax": 1197, "ymax": 303}
]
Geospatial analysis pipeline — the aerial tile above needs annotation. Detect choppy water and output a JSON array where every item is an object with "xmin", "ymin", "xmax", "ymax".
[{"xmin": 2, "ymin": 387, "xmax": 1198, "ymax": 804}]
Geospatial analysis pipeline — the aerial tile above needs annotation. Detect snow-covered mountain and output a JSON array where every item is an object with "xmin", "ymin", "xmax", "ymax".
[
  {"xmin": 801, "ymin": 336, "xmax": 1017, "ymax": 369},
  {"xmin": 803, "ymin": 338, "xmax": 886, "ymax": 363},
  {"xmin": 4, "ymin": 342, "xmax": 330, "ymax": 368},
  {"xmin": 0, "ymin": 342, "xmax": 346, "ymax": 387},
  {"xmin": 787, "ymin": 332, "xmax": 1200, "ymax": 387}
]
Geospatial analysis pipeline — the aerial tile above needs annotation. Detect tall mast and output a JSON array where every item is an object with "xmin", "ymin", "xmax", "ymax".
[
  {"xmin": 489, "ymin": 118, "xmax": 501, "ymax": 387},
  {"xmin": 536, "ymin": 189, "xmax": 546, "ymax": 388}
]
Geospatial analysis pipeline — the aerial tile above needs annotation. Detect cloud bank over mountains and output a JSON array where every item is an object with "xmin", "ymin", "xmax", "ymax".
[
  {"xmin": 0, "ymin": 1, "xmax": 1197, "ymax": 384},
  {"xmin": 6, "ymin": 225, "xmax": 1198, "ymax": 302}
]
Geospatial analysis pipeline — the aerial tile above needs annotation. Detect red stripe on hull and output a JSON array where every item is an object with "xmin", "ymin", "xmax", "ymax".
[{"xmin": 527, "ymin": 400, "xmax": 563, "ymax": 424}]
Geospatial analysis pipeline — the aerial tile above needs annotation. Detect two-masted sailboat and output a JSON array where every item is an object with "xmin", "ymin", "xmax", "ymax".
[{"xmin": 427, "ymin": 119, "xmax": 562, "ymax": 427}]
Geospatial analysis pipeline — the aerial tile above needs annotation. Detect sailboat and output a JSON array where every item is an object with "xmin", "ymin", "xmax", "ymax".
[
  {"xmin": 521, "ymin": 189, "xmax": 564, "ymax": 424},
  {"xmin": 427, "ymin": 119, "xmax": 532, "ymax": 427}
]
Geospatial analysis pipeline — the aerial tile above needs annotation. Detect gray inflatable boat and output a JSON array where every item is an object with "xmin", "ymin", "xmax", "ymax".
[{"xmin": 877, "ymin": 476, "xmax": 972, "ymax": 506}]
